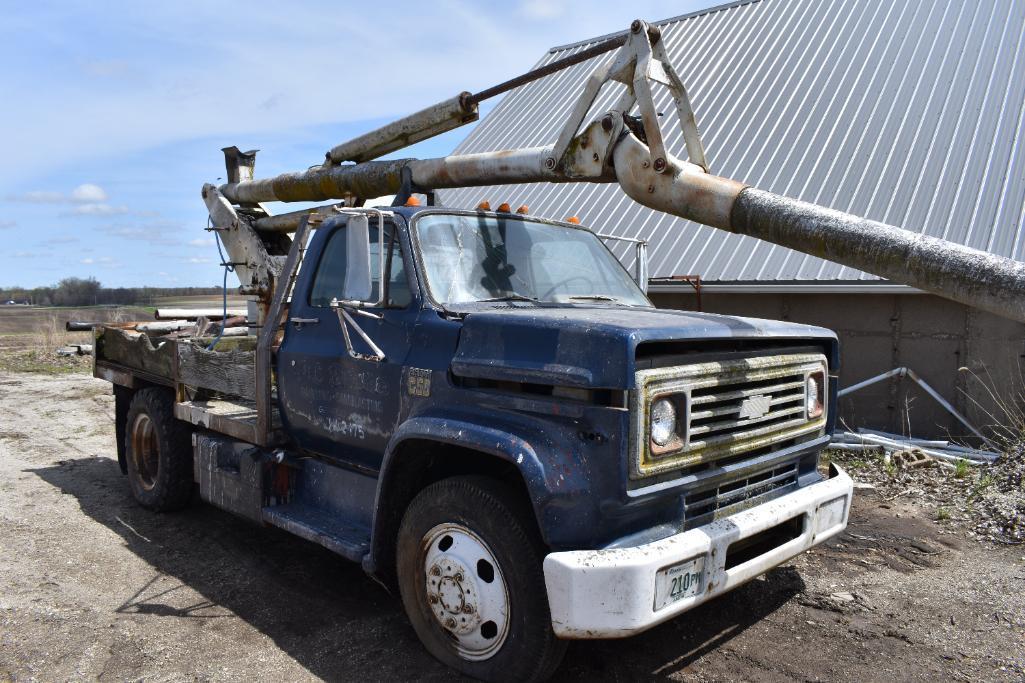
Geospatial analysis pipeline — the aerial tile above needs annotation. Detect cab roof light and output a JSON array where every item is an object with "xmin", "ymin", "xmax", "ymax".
[
  {"xmin": 497, "ymin": 202, "xmax": 511, "ymax": 213},
  {"xmin": 476, "ymin": 200, "xmax": 491, "ymax": 211},
  {"xmin": 566, "ymin": 216, "xmax": 581, "ymax": 224},
  {"xmin": 516, "ymin": 205, "xmax": 529, "ymax": 214},
  {"xmin": 404, "ymin": 195, "xmax": 421, "ymax": 207}
]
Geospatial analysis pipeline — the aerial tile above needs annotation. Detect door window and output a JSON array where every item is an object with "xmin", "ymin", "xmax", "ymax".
[{"xmin": 309, "ymin": 223, "xmax": 411, "ymax": 307}]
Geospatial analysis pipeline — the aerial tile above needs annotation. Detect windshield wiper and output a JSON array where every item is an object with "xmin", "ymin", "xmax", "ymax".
[
  {"xmin": 479, "ymin": 293, "xmax": 540, "ymax": 303},
  {"xmin": 568, "ymin": 294, "xmax": 618, "ymax": 302}
]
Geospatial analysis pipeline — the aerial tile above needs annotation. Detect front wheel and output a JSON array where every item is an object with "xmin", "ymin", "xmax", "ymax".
[{"xmin": 396, "ymin": 476, "xmax": 566, "ymax": 682}]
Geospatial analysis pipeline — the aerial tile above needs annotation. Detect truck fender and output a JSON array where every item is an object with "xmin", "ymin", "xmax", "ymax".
[{"xmin": 366, "ymin": 415, "xmax": 585, "ymax": 578}]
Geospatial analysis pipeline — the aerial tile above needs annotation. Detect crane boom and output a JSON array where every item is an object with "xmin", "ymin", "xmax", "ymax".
[{"xmin": 204, "ymin": 19, "xmax": 1025, "ymax": 322}]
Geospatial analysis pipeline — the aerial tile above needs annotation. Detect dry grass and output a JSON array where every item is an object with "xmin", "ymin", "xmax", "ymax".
[{"xmin": 958, "ymin": 365, "xmax": 1025, "ymax": 451}]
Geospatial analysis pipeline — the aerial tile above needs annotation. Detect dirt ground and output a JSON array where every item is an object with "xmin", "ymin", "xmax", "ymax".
[{"xmin": 1, "ymin": 367, "xmax": 1023, "ymax": 681}]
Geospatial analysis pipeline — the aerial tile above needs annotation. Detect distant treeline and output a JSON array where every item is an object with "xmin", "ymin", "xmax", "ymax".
[{"xmin": 1, "ymin": 278, "xmax": 223, "ymax": 307}]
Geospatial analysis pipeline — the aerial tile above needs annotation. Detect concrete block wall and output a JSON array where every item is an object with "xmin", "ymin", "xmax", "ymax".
[{"xmin": 649, "ymin": 291, "xmax": 1025, "ymax": 441}]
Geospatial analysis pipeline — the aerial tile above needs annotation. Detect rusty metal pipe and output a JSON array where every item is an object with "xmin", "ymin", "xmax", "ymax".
[
  {"xmin": 222, "ymin": 123, "xmax": 1025, "ymax": 322},
  {"xmin": 730, "ymin": 189, "xmax": 1025, "ymax": 322},
  {"xmin": 326, "ymin": 93, "xmax": 478, "ymax": 165},
  {"xmin": 612, "ymin": 135, "xmax": 1025, "ymax": 322},
  {"xmin": 252, "ymin": 203, "xmax": 344, "ymax": 232},
  {"xmin": 221, "ymin": 147, "xmax": 563, "ymax": 205}
]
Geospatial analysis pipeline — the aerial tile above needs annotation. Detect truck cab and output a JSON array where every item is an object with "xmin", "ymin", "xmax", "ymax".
[{"xmin": 100, "ymin": 205, "xmax": 852, "ymax": 682}]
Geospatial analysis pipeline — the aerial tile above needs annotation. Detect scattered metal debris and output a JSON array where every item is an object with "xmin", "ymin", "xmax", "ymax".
[
  {"xmin": 56, "ymin": 344, "xmax": 92, "ymax": 357},
  {"xmin": 838, "ymin": 367, "xmax": 996, "ymax": 448}
]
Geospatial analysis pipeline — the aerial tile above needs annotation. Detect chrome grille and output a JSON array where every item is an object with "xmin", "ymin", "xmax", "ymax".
[
  {"xmin": 689, "ymin": 375, "xmax": 808, "ymax": 448},
  {"xmin": 682, "ymin": 460, "xmax": 800, "ymax": 529},
  {"xmin": 630, "ymin": 353, "xmax": 827, "ymax": 479}
]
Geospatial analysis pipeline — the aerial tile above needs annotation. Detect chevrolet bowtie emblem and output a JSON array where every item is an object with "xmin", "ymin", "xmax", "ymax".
[{"xmin": 738, "ymin": 394, "xmax": 771, "ymax": 420}]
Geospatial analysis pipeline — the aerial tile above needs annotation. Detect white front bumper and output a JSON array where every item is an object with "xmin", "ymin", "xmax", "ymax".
[{"xmin": 543, "ymin": 465, "xmax": 853, "ymax": 638}]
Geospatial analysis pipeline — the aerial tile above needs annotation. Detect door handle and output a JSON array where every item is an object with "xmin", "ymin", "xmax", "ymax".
[{"xmin": 290, "ymin": 317, "xmax": 320, "ymax": 329}]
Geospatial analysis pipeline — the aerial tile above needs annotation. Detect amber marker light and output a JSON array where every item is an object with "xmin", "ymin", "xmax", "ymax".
[
  {"xmin": 516, "ymin": 205, "xmax": 529, "ymax": 214},
  {"xmin": 476, "ymin": 201, "xmax": 491, "ymax": 210},
  {"xmin": 566, "ymin": 216, "xmax": 581, "ymax": 224},
  {"xmin": 404, "ymin": 195, "xmax": 421, "ymax": 206},
  {"xmin": 497, "ymin": 202, "xmax": 511, "ymax": 212}
]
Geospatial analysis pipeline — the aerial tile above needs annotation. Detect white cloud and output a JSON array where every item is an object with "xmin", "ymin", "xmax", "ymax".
[
  {"xmin": 70, "ymin": 183, "xmax": 108, "ymax": 202},
  {"xmin": 80, "ymin": 255, "xmax": 119, "ymax": 267},
  {"xmin": 98, "ymin": 222, "xmax": 183, "ymax": 246},
  {"xmin": 9, "ymin": 190, "xmax": 65, "ymax": 203},
  {"xmin": 0, "ymin": 219, "xmax": 15, "ymax": 229},
  {"xmin": 519, "ymin": 0, "xmax": 566, "ymax": 19},
  {"xmin": 69, "ymin": 203, "xmax": 128, "ymax": 216},
  {"xmin": 8, "ymin": 183, "xmax": 110, "ymax": 206},
  {"xmin": 188, "ymin": 237, "xmax": 215, "ymax": 247},
  {"xmin": 187, "ymin": 257, "xmax": 213, "ymax": 264}
]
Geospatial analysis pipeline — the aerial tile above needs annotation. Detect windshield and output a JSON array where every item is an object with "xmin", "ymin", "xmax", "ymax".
[{"xmin": 414, "ymin": 213, "xmax": 651, "ymax": 306}]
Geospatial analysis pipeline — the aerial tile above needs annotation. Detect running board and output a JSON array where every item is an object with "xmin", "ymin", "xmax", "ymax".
[{"xmin": 262, "ymin": 503, "xmax": 370, "ymax": 562}]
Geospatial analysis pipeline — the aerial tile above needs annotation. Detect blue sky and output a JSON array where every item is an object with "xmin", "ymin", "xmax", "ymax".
[{"xmin": 1, "ymin": 0, "xmax": 714, "ymax": 287}]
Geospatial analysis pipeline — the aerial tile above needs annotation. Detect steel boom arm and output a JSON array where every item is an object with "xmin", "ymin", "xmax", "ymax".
[{"xmin": 209, "ymin": 19, "xmax": 1025, "ymax": 322}]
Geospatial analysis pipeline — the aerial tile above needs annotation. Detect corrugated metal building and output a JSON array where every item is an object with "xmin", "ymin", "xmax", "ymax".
[{"xmin": 443, "ymin": 0, "xmax": 1025, "ymax": 438}]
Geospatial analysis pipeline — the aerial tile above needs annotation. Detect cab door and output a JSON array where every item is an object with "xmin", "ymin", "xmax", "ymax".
[{"xmin": 277, "ymin": 214, "xmax": 418, "ymax": 471}]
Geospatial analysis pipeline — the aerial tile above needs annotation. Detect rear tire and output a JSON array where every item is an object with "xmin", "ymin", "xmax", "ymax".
[
  {"xmin": 396, "ymin": 476, "xmax": 567, "ymax": 682},
  {"xmin": 124, "ymin": 387, "xmax": 193, "ymax": 511}
]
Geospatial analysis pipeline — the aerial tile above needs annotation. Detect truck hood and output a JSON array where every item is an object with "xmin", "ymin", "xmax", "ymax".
[{"xmin": 450, "ymin": 305, "xmax": 836, "ymax": 389}]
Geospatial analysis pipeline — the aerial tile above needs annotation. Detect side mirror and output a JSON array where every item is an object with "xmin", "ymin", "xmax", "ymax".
[
  {"xmin": 635, "ymin": 241, "xmax": 649, "ymax": 294},
  {"xmin": 343, "ymin": 214, "xmax": 374, "ymax": 302}
]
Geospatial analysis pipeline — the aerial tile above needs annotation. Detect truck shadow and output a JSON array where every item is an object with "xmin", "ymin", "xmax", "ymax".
[{"xmin": 31, "ymin": 456, "xmax": 805, "ymax": 681}]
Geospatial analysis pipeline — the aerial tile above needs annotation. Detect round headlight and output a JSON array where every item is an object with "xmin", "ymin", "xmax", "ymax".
[
  {"xmin": 806, "ymin": 374, "xmax": 823, "ymax": 418},
  {"xmin": 650, "ymin": 398, "xmax": 677, "ymax": 446}
]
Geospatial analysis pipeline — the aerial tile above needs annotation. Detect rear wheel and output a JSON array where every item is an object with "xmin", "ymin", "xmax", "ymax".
[
  {"xmin": 396, "ymin": 476, "xmax": 566, "ymax": 682},
  {"xmin": 124, "ymin": 387, "xmax": 193, "ymax": 511}
]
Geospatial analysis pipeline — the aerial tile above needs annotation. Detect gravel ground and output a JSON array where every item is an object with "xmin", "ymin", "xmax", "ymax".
[
  {"xmin": 828, "ymin": 442, "xmax": 1025, "ymax": 544},
  {"xmin": 1, "ymin": 370, "xmax": 1023, "ymax": 681}
]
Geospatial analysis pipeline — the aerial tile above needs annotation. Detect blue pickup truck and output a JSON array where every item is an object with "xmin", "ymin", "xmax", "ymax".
[{"xmin": 94, "ymin": 205, "xmax": 852, "ymax": 681}]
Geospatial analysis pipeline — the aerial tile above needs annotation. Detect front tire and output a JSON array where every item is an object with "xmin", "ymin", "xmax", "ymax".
[
  {"xmin": 396, "ymin": 476, "xmax": 566, "ymax": 682},
  {"xmin": 124, "ymin": 387, "xmax": 193, "ymax": 511}
]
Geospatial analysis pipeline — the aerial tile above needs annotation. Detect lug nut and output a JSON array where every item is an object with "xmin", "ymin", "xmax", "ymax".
[
  {"xmin": 428, "ymin": 593, "xmax": 439, "ymax": 604},
  {"xmin": 430, "ymin": 566, "xmax": 441, "ymax": 577},
  {"xmin": 445, "ymin": 618, "xmax": 456, "ymax": 629},
  {"xmin": 463, "ymin": 604, "xmax": 475, "ymax": 614},
  {"xmin": 653, "ymin": 157, "xmax": 666, "ymax": 173},
  {"xmin": 454, "ymin": 573, "xmax": 464, "ymax": 583}
]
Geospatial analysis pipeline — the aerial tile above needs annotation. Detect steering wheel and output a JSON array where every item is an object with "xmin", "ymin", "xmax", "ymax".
[{"xmin": 541, "ymin": 276, "xmax": 593, "ymax": 300}]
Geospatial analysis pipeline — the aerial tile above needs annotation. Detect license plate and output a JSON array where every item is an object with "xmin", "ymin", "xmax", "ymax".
[{"xmin": 654, "ymin": 557, "xmax": 705, "ymax": 611}]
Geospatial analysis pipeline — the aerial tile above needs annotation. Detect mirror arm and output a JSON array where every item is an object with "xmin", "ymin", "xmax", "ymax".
[{"xmin": 334, "ymin": 306, "xmax": 386, "ymax": 362}]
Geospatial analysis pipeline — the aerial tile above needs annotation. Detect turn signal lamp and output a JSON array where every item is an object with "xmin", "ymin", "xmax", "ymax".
[{"xmin": 806, "ymin": 371, "xmax": 825, "ymax": 419}]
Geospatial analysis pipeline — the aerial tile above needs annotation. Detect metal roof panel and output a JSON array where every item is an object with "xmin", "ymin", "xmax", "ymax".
[{"xmin": 442, "ymin": 0, "xmax": 1025, "ymax": 283}]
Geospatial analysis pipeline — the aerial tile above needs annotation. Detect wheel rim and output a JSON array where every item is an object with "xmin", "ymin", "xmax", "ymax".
[
  {"xmin": 421, "ymin": 522, "xmax": 511, "ymax": 661},
  {"xmin": 130, "ymin": 413, "xmax": 159, "ymax": 491}
]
